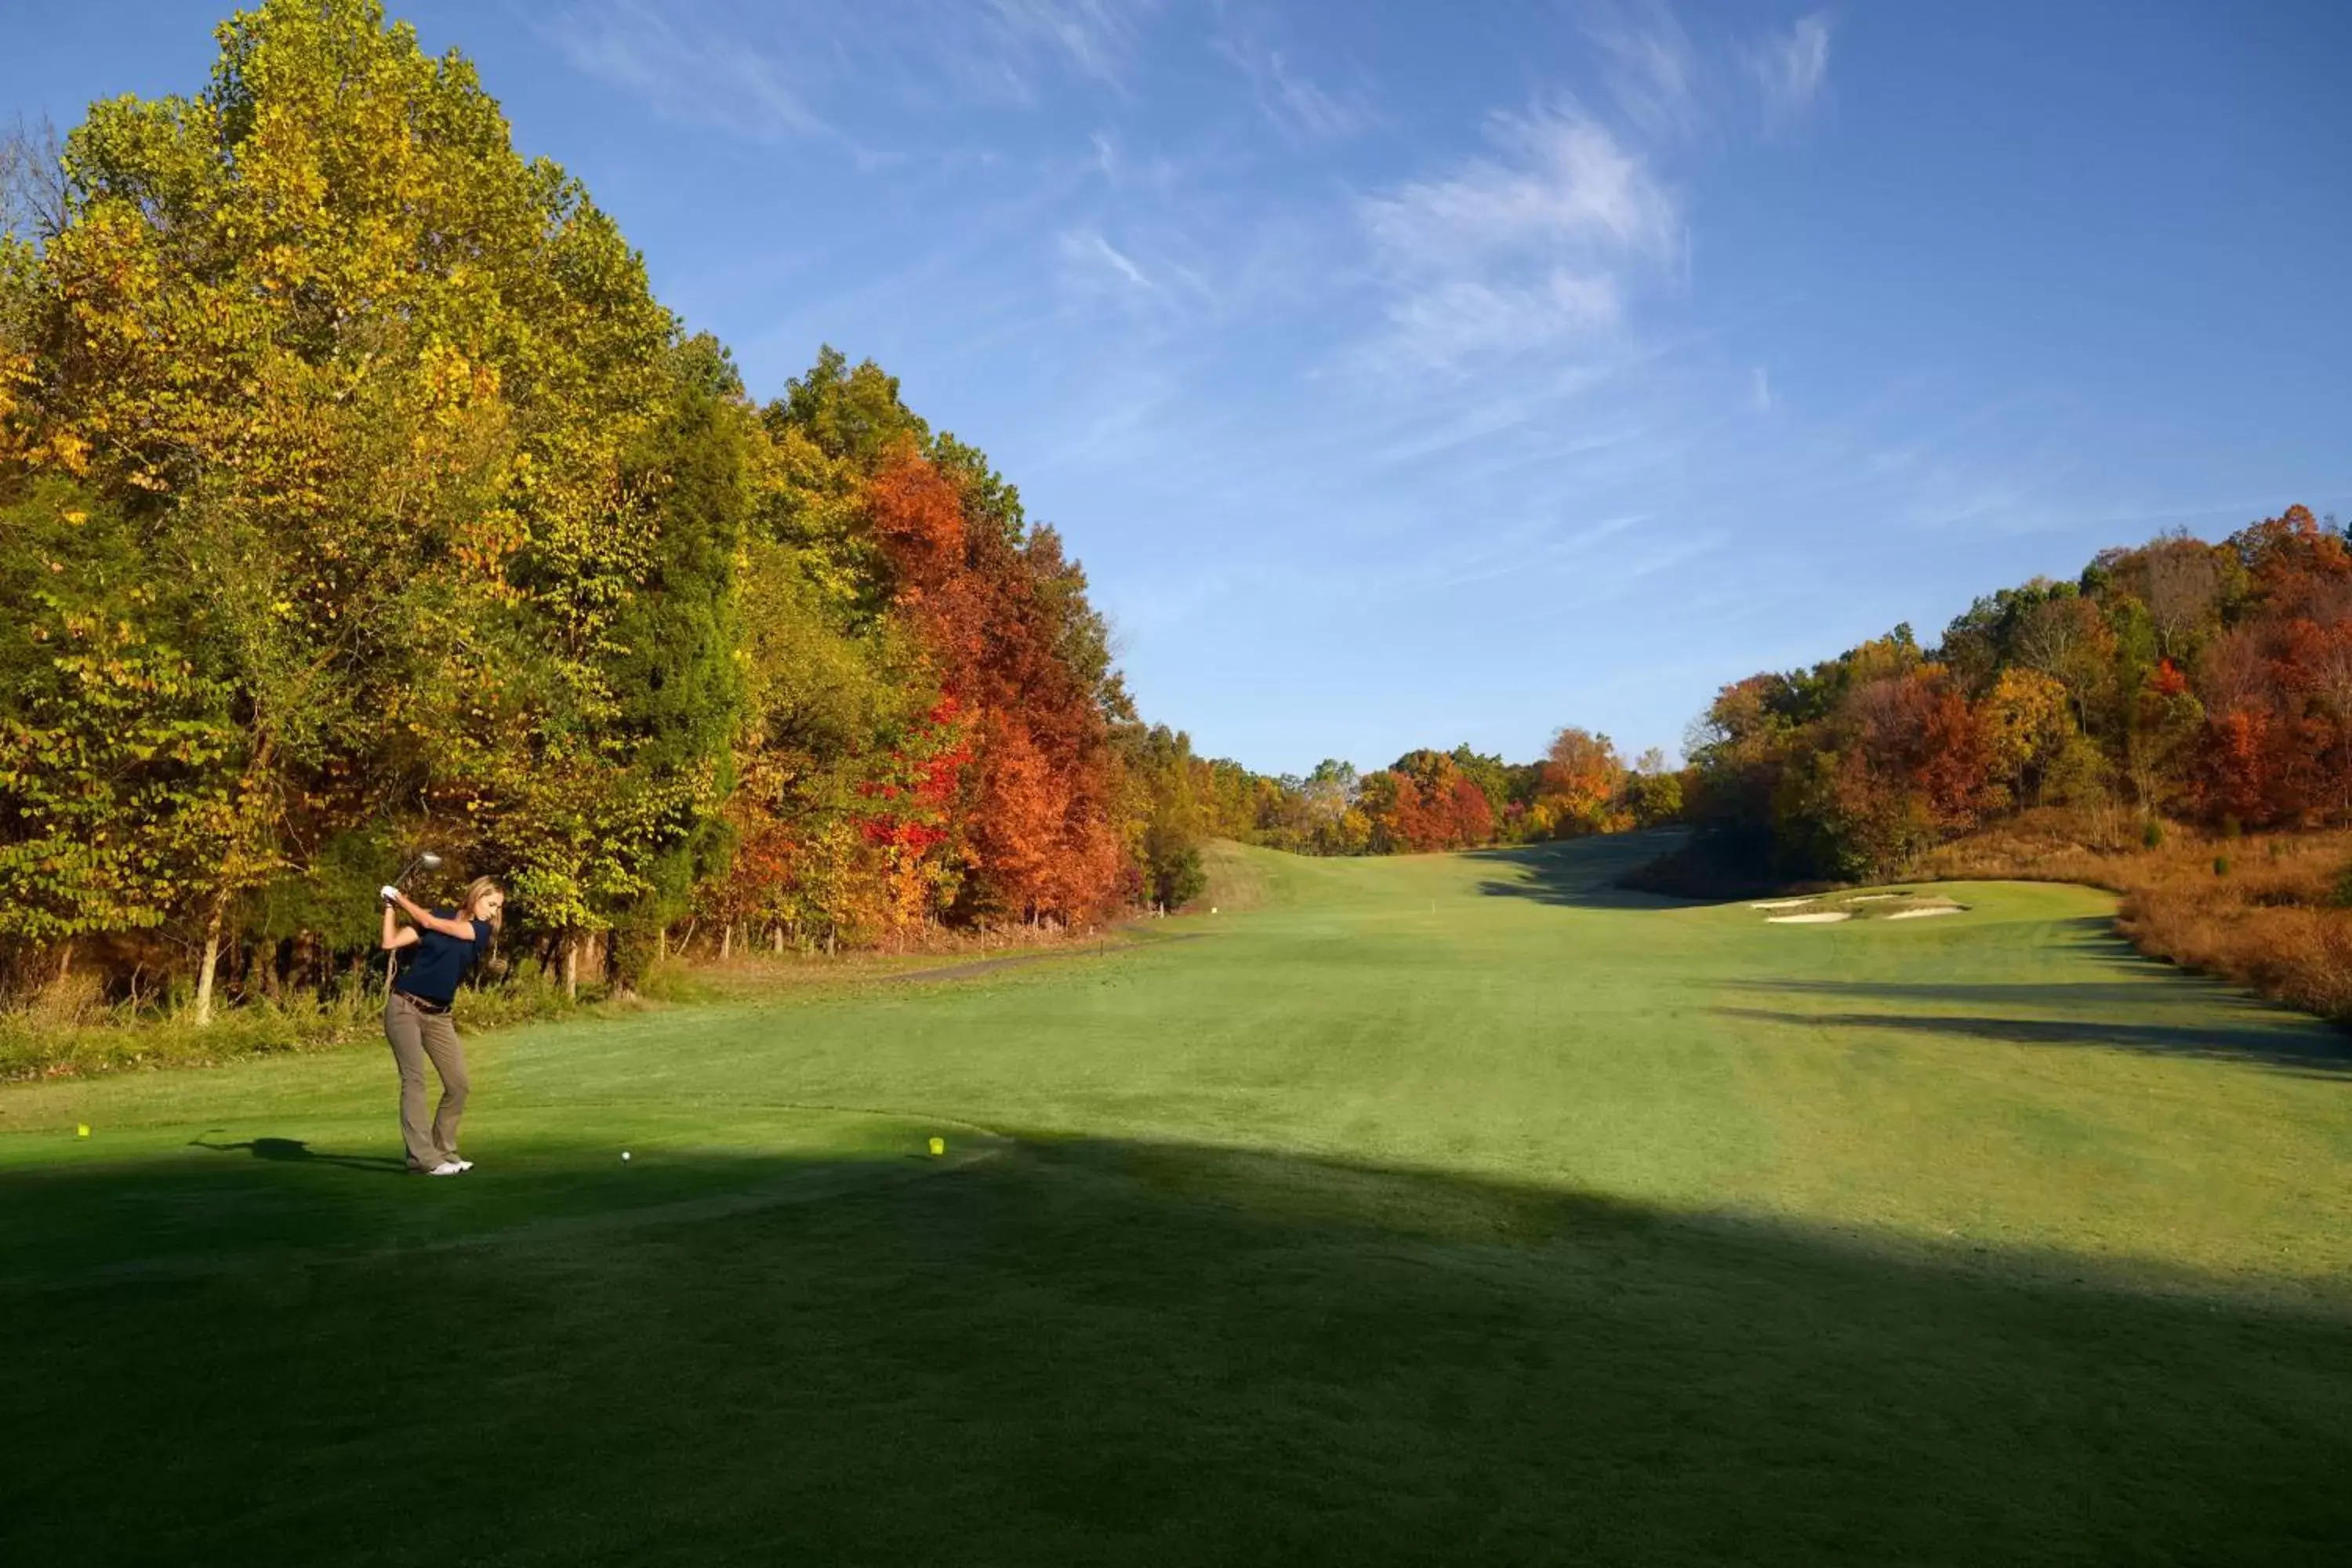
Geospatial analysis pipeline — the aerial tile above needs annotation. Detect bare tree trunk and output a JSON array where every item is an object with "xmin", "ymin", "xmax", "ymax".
[
  {"xmin": 656, "ymin": 926, "xmax": 668, "ymax": 964},
  {"xmin": 720, "ymin": 924, "xmax": 732, "ymax": 961},
  {"xmin": 563, "ymin": 935, "xmax": 579, "ymax": 1000},
  {"xmin": 772, "ymin": 925, "xmax": 783, "ymax": 954},
  {"xmin": 53, "ymin": 939, "xmax": 73, "ymax": 991},
  {"xmin": 193, "ymin": 895, "xmax": 227, "ymax": 1027}
]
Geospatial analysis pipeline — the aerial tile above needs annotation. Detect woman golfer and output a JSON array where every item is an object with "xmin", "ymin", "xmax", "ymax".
[{"xmin": 379, "ymin": 877, "xmax": 504, "ymax": 1175}]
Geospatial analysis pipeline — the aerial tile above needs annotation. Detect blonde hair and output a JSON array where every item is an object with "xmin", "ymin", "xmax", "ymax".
[{"xmin": 462, "ymin": 877, "xmax": 506, "ymax": 932}]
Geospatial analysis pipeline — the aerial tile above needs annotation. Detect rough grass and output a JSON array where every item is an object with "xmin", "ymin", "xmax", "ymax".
[
  {"xmin": 3, "ymin": 837, "xmax": 2347, "ymax": 1564},
  {"xmin": 0, "ymin": 970, "xmax": 633, "ymax": 1083},
  {"xmin": 0, "ymin": 927, "xmax": 1138, "ymax": 1083},
  {"xmin": 1920, "ymin": 811, "xmax": 2352, "ymax": 1022}
]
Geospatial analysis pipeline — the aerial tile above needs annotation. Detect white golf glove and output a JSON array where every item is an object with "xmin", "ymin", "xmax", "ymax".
[{"xmin": 380, "ymin": 884, "xmax": 401, "ymax": 903}]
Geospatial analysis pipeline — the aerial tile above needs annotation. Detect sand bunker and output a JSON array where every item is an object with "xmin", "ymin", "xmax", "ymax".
[{"xmin": 1755, "ymin": 890, "xmax": 1966, "ymax": 924}]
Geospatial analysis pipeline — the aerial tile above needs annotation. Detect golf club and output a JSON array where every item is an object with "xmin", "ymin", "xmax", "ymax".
[
  {"xmin": 383, "ymin": 851, "xmax": 443, "ymax": 988},
  {"xmin": 392, "ymin": 850, "xmax": 444, "ymax": 887}
]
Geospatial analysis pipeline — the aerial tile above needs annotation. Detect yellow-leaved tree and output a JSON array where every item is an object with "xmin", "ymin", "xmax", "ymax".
[{"xmin": 1, "ymin": 0, "xmax": 713, "ymax": 1011}]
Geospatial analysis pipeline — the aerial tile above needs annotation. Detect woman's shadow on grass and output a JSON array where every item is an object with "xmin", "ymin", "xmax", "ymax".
[{"xmin": 187, "ymin": 1134, "xmax": 408, "ymax": 1174}]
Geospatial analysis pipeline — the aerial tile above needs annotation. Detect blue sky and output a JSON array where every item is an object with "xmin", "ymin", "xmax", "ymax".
[{"xmin": 9, "ymin": 2, "xmax": 2350, "ymax": 772}]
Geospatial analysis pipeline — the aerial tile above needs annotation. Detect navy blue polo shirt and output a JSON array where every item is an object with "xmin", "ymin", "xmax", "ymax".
[{"xmin": 395, "ymin": 910, "xmax": 492, "ymax": 1006}]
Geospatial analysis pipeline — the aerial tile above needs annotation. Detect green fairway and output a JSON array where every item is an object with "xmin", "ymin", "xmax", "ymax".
[{"xmin": 5, "ymin": 837, "xmax": 2349, "ymax": 1565}]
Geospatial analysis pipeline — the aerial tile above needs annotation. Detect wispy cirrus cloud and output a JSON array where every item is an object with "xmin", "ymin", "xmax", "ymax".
[
  {"xmin": 1584, "ymin": 0, "xmax": 1702, "ymax": 143},
  {"xmin": 546, "ymin": 0, "xmax": 1166, "ymax": 151},
  {"xmin": 988, "ymin": 0, "xmax": 1160, "ymax": 87},
  {"xmin": 1747, "ymin": 13, "xmax": 1831, "ymax": 125},
  {"xmin": 1215, "ymin": 33, "xmax": 1375, "ymax": 144},
  {"xmin": 1357, "ymin": 103, "xmax": 1680, "ymax": 368},
  {"xmin": 1375, "ymin": 271, "xmax": 1625, "ymax": 366},
  {"xmin": 1062, "ymin": 227, "xmax": 1154, "ymax": 289},
  {"xmin": 547, "ymin": 1, "xmax": 836, "ymax": 147},
  {"xmin": 1363, "ymin": 106, "xmax": 1678, "ymax": 267}
]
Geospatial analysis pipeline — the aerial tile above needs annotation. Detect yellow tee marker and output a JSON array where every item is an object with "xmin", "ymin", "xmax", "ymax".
[
  {"xmin": 76, "ymin": 1124, "xmax": 90, "ymax": 1138},
  {"xmin": 927, "ymin": 1136, "xmax": 946, "ymax": 1157}
]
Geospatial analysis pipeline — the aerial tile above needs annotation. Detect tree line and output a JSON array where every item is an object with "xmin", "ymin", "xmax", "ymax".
[
  {"xmin": 1668, "ymin": 506, "xmax": 2352, "ymax": 888},
  {"xmin": 1144, "ymin": 502, "xmax": 2352, "ymax": 900},
  {"xmin": 0, "ymin": 1, "xmax": 1156, "ymax": 1016},
  {"xmin": 1128, "ymin": 730, "xmax": 1686, "ymax": 895}
]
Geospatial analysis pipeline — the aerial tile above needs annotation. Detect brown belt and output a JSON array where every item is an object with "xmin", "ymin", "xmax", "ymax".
[{"xmin": 394, "ymin": 990, "xmax": 452, "ymax": 1016}]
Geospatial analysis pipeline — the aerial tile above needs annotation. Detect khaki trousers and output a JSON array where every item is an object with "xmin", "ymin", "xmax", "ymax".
[{"xmin": 384, "ymin": 989, "xmax": 470, "ymax": 1171}]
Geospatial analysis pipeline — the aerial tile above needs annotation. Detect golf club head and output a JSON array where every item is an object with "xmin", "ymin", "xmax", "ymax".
[{"xmin": 391, "ymin": 850, "xmax": 445, "ymax": 889}]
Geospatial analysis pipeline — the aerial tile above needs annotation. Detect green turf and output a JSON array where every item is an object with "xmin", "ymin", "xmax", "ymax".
[{"xmin": 5, "ymin": 837, "xmax": 2349, "ymax": 1565}]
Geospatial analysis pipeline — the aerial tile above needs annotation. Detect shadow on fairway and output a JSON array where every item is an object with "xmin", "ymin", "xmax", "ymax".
[
  {"xmin": 1466, "ymin": 833, "xmax": 1700, "ymax": 910},
  {"xmin": 1734, "ymin": 977, "xmax": 2299, "ymax": 1013},
  {"xmin": 1712, "ymin": 1006, "xmax": 2352, "ymax": 1081},
  {"xmin": 2, "ymin": 1136, "xmax": 2346, "ymax": 1566}
]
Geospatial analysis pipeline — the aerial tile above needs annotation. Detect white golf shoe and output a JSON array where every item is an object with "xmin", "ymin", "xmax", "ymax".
[{"xmin": 426, "ymin": 1160, "xmax": 466, "ymax": 1176}]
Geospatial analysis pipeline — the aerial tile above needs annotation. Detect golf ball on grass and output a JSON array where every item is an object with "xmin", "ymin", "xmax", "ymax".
[{"xmin": 622, "ymin": 1151, "xmax": 631, "ymax": 1162}]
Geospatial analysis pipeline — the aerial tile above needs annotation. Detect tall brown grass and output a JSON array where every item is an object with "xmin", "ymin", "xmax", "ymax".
[{"xmin": 1918, "ymin": 810, "xmax": 2352, "ymax": 1023}]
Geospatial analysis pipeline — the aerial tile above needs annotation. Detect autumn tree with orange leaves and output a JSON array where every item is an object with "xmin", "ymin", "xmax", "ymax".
[{"xmin": 1682, "ymin": 506, "xmax": 2352, "ymax": 884}]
